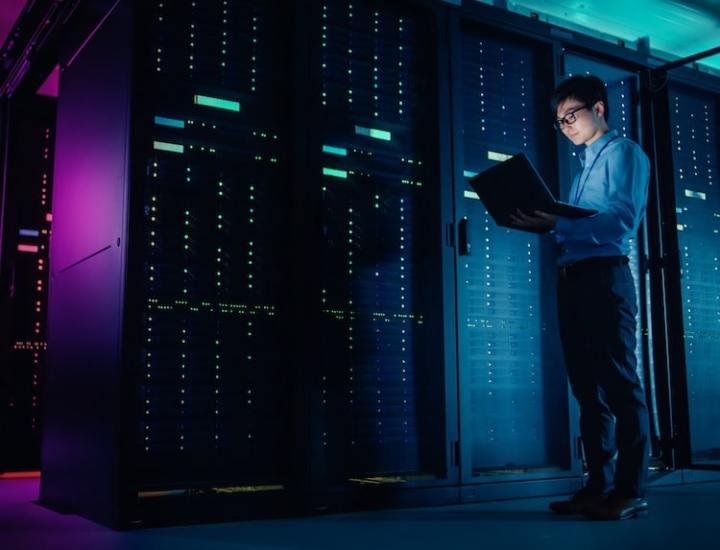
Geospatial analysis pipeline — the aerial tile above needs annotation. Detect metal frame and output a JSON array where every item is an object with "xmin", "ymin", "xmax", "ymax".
[
  {"xmin": 643, "ymin": 66, "xmax": 720, "ymax": 473},
  {"xmin": 448, "ymin": 6, "xmax": 584, "ymax": 495}
]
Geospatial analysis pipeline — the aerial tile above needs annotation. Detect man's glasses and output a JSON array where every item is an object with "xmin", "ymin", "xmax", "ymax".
[{"xmin": 554, "ymin": 104, "xmax": 590, "ymax": 130}]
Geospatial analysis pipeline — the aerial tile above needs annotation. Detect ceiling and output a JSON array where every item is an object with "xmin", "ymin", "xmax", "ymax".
[
  {"xmin": 0, "ymin": 1, "xmax": 718, "ymax": 73},
  {"xmin": 476, "ymin": 0, "xmax": 720, "ymax": 72}
]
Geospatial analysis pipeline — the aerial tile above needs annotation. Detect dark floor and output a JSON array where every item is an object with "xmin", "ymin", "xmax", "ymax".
[{"xmin": 1, "ymin": 478, "xmax": 719, "ymax": 549}]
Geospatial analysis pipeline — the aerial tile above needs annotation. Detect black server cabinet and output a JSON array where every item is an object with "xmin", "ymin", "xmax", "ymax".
[
  {"xmin": 299, "ymin": 0, "xmax": 458, "ymax": 507},
  {"xmin": 0, "ymin": 95, "xmax": 55, "ymax": 472},
  {"xmin": 562, "ymin": 53, "xmax": 662, "ymax": 460},
  {"xmin": 664, "ymin": 82, "xmax": 720, "ymax": 469},
  {"xmin": 450, "ymin": 16, "xmax": 581, "ymax": 499},
  {"xmin": 41, "ymin": 0, "xmax": 297, "ymax": 527}
]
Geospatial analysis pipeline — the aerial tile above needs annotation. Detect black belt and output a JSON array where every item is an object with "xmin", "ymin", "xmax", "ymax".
[{"xmin": 558, "ymin": 255, "xmax": 628, "ymax": 278}]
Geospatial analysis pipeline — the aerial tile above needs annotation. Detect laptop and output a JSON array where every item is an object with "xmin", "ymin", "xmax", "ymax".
[{"xmin": 467, "ymin": 153, "xmax": 598, "ymax": 233}]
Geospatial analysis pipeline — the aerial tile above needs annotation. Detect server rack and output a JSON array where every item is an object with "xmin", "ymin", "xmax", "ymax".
[
  {"xmin": 449, "ymin": 12, "xmax": 582, "ymax": 501},
  {"xmin": 297, "ymin": 0, "xmax": 460, "ymax": 511},
  {"xmin": 561, "ymin": 52, "xmax": 664, "ymax": 464},
  {"xmin": 0, "ymin": 94, "xmax": 55, "ymax": 472},
  {"xmin": 41, "ymin": 0, "xmax": 299, "ymax": 527},
  {"xmin": 645, "ymin": 68, "xmax": 720, "ymax": 478}
]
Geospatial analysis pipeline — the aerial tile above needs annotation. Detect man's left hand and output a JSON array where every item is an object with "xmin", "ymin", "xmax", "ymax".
[{"xmin": 509, "ymin": 209, "xmax": 557, "ymax": 232}]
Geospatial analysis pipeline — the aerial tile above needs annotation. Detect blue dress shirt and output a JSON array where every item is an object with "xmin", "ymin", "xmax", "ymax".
[{"xmin": 553, "ymin": 129, "xmax": 650, "ymax": 267}]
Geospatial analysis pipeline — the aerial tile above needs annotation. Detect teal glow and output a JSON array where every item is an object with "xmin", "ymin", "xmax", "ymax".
[
  {"xmin": 684, "ymin": 189, "xmax": 707, "ymax": 200},
  {"xmin": 194, "ymin": 94, "xmax": 241, "ymax": 112},
  {"xmin": 323, "ymin": 145, "xmax": 348, "ymax": 156},
  {"xmin": 153, "ymin": 141, "xmax": 184, "ymax": 153},
  {"xmin": 323, "ymin": 167, "xmax": 348, "ymax": 179},
  {"xmin": 355, "ymin": 125, "xmax": 392, "ymax": 141},
  {"xmin": 488, "ymin": 151, "xmax": 512, "ymax": 162},
  {"xmin": 463, "ymin": 170, "xmax": 478, "ymax": 178},
  {"xmin": 487, "ymin": 0, "xmax": 720, "ymax": 73},
  {"xmin": 154, "ymin": 116, "xmax": 185, "ymax": 128}
]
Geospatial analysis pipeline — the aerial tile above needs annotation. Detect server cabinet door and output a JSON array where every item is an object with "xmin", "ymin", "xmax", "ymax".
[
  {"xmin": 666, "ymin": 84, "xmax": 720, "ymax": 468},
  {"xmin": 302, "ymin": 0, "xmax": 455, "ymax": 496},
  {"xmin": 131, "ymin": 0, "xmax": 296, "ymax": 491},
  {"xmin": 452, "ymin": 23, "xmax": 579, "ymax": 487},
  {"xmin": 562, "ymin": 53, "xmax": 661, "ymax": 461}
]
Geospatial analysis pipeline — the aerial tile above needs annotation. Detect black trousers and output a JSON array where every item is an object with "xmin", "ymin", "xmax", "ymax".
[{"xmin": 557, "ymin": 256, "xmax": 650, "ymax": 498}]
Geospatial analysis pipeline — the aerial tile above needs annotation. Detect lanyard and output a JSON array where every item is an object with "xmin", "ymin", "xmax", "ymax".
[{"xmin": 573, "ymin": 136, "xmax": 618, "ymax": 205}]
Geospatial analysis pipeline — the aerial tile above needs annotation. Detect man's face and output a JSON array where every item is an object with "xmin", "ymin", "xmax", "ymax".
[{"xmin": 555, "ymin": 97, "xmax": 602, "ymax": 146}]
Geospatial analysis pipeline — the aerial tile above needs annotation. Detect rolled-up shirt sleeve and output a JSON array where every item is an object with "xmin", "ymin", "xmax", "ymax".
[{"xmin": 554, "ymin": 144, "xmax": 649, "ymax": 246}]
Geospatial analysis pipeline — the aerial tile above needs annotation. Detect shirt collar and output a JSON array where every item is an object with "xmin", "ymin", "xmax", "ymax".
[{"xmin": 579, "ymin": 129, "xmax": 619, "ymax": 167}]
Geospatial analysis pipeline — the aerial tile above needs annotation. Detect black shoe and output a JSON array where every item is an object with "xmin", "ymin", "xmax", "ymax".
[
  {"xmin": 581, "ymin": 493, "xmax": 648, "ymax": 521},
  {"xmin": 549, "ymin": 488, "xmax": 606, "ymax": 515}
]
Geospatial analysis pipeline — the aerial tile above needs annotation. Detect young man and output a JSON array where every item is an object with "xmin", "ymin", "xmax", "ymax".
[{"xmin": 510, "ymin": 75, "xmax": 651, "ymax": 520}]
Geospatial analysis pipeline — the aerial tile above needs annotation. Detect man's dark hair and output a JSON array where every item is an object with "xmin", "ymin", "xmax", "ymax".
[{"xmin": 551, "ymin": 75, "xmax": 609, "ymax": 123}]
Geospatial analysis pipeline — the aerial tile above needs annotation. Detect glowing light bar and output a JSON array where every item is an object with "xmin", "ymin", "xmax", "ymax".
[
  {"xmin": 0, "ymin": 471, "xmax": 40, "ymax": 479},
  {"xmin": 322, "ymin": 145, "xmax": 348, "ymax": 156},
  {"xmin": 45, "ymin": 213, "xmax": 52, "ymax": 222},
  {"xmin": 323, "ymin": 167, "xmax": 348, "ymax": 179},
  {"xmin": 194, "ymin": 94, "xmax": 240, "ymax": 112},
  {"xmin": 153, "ymin": 141, "xmax": 184, "ymax": 154},
  {"xmin": 18, "ymin": 244, "xmax": 39, "ymax": 253},
  {"xmin": 488, "ymin": 151, "xmax": 512, "ymax": 162},
  {"xmin": 154, "ymin": 116, "xmax": 185, "ymax": 128},
  {"xmin": 464, "ymin": 170, "xmax": 478, "ymax": 178},
  {"xmin": 19, "ymin": 229, "xmax": 40, "ymax": 237},
  {"xmin": 464, "ymin": 190, "xmax": 480, "ymax": 200},
  {"xmin": 355, "ymin": 125, "xmax": 391, "ymax": 141},
  {"xmin": 684, "ymin": 189, "xmax": 706, "ymax": 200}
]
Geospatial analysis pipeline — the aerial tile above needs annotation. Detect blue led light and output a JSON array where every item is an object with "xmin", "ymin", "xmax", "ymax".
[{"xmin": 154, "ymin": 116, "xmax": 186, "ymax": 128}]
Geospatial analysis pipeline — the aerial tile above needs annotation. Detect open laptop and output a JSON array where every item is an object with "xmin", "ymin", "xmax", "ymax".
[{"xmin": 467, "ymin": 153, "xmax": 598, "ymax": 233}]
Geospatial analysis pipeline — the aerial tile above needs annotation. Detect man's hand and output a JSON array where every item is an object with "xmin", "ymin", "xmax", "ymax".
[{"xmin": 509, "ymin": 209, "xmax": 557, "ymax": 232}]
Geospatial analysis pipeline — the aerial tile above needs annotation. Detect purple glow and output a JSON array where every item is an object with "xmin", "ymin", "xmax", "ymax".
[
  {"xmin": 0, "ymin": 0, "xmax": 27, "ymax": 50},
  {"xmin": 37, "ymin": 65, "xmax": 60, "ymax": 98}
]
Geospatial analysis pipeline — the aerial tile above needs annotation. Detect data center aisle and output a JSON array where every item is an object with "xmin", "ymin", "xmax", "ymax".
[{"xmin": 1, "ymin": 477, "xmax": 717, "ymax": 550}]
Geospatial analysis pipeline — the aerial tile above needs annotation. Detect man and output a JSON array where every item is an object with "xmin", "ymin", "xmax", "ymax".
[{"xmin": 510, "ymin": 75, "xmax": 651, "ymax": 520}]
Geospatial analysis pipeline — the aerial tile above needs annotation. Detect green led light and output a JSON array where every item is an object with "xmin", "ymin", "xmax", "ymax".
[
  {"xmin": 463, "ymin": 190, "xmax": 480, "ymax": 200},
  {"xmin": 322, "ymin": 145, "xmax": 348, "ymax": 156},
  {"xmin": 323, "ymin": 167, "xmax": 348, "ymax": 179},
  {"xmin": 153, "ymin": 141, "xmax": 184, "ymax": 153},
  {"xmin": 154, "ymin": 116, "xmax": 185, "ymax": 128},
  {"xmin": 193, "ymin": 94, "xmax": 241, "ymax": 112},
  {"xmin": 354, "ymin": 125, "xmax": 391, "ymax": 141}
]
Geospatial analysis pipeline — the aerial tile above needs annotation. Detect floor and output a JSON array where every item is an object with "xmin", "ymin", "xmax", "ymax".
[{"xmin": 1, "ymin": 477, "xmax": 718, "ymax": 549}]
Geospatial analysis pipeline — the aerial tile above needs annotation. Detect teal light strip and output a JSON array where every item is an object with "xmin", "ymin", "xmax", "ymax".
[
  {"xmin": 354, "ymin": 125, "xmax": 391, "ymax": 141},
  {"xmin": 488, "ymin": 150, "xmax": 512, "ymax": 162},
  {"xmin": 153, "ymin": 140, "xmax": 185, "ymax": 154},
  {"xmin": 684, "ymin": 189, "xmax": 706, "ymax": 200},
  {"xmin": 464, "ymin": 190, "xmax": 480, "ymax": 200},
  {"xmin": 323, "ymin": 145, "xmax": 348, "ymax": 156},
  {"xmin": 154, "ymin": 116, "xmax": 185, "ymax": 128},
  {"xmin": 463, "ymin": 170, "xmax": 478, "ymax": 178},
  {"xmin": 194, "ymin": 94, "xmax": 241, "ymax": 112},
  {"xmin": 323, "ymin": 167, "xmax": 348, "ymax": 179}
]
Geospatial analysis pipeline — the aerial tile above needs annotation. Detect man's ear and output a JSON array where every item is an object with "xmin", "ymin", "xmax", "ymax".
[{"xmin": 595, "ymin": 101, "xmax": 605, "ymax": 118}]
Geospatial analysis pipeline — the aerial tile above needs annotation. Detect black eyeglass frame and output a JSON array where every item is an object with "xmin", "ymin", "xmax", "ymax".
[{"xmin": 553, "ymin": 103, "xmax": 591, "ymax": 130}]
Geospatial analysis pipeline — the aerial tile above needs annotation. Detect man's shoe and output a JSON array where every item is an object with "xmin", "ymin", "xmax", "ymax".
[
  {"xmin": 581, "ymin": 494, "xmax": 648, "ymax": 520},
  {"xmin": 549, "ymin": 489, "xmax": 606, "ymax": 515}
]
